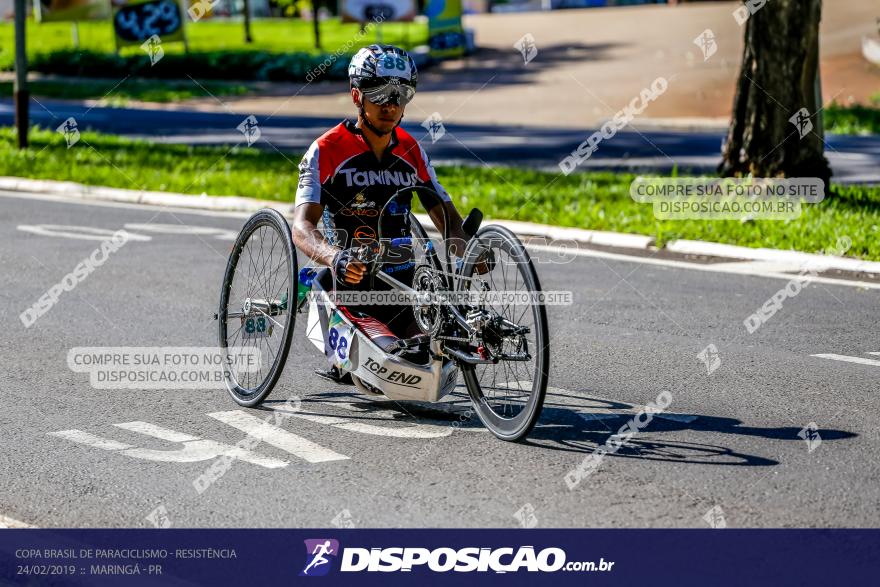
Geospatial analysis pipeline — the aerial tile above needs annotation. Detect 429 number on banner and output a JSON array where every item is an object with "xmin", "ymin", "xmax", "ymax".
[{"xmin": 113, "ymin": 0, "xmax": 185, "ymax": 45}]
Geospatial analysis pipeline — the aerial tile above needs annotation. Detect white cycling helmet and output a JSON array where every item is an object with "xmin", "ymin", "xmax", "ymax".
[
  {"xmin": 349, "ymin": 44, "xmax": 418, "ymax": 108},
  {"xmin": 348, "ymin": 45, "xmax": 419, "ymax": 106}
]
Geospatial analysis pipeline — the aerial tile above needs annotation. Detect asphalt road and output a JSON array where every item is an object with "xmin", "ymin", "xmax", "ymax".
[
  {"xmin": 2, "ymin": 100, "xmax": 879, "ymax": 184},
  {"xmin": 1, "ymin": 192, "xmax": 879, "ymax": 529}
]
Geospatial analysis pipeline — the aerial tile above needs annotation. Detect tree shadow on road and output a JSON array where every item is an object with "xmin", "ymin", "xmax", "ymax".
[
  {"xmin": 219, "ymin": 42, "xmax": 626, "ymax": 101},
  {"xmin": 417, "ymin": 43, "xmax": 626, "ymax": 93}
]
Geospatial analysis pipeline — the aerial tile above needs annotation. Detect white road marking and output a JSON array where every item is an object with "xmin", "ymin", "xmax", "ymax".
[
  {"xmin": 207, "ymin": 411, "xmax": 349, "ymax": 463},
  {"xmin": 525, "ymin": 243, "xmax": 880, "ymax": 291},
  {"xmin": 0, "ymin": 514, "xmax": 36, "ymax": 529},
  {"xmin": 867, "ymin": 352, "xmax": 880, "ymax": 357},
  {"xmin": 114, "ymin": 421, "xmax": 199, "ymax": 442},
  {"xmin": 709, "ymin": 260, "xmax": 809, "ymax": 274},
  {"xmin": 123, "ymin": 223, "xmax": 228, "ymax": 235},
  {"xmin": 123, "ymin": 223, "xmax": 238, "ymax": 240},
  {"xmin": 17, "ymin": 224, "xmax": 151, "ymax": 242},
  {"xmin": 49, "ymin": 423, "xmax": 288, "ymax": 468},
  {"xmin": 811, "ymin": 353, "xmax": 880, "ymax": 367},
  {"xmin": 48, "ymin": 429, "xmax": 133, "ymax": 450},
  {"xmin": 114, "ymin": 421, "xmax": 288, "ymax": 467},
  {"xmin": 125, "ymin": 440, "xmax": 288, "ymax": 467},
  {"xmin": 336, "ymin": 421, "xmax": 452, "ymax": 438}
]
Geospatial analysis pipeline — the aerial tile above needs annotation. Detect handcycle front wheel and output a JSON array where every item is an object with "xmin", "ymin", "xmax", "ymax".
[
  {"xmin": 218, "ymin": 208, "xmax": 297, "ymax": 407},
  {"xmin": 458, "ymin": 225, "xmax": 550, "ymax": 442}
]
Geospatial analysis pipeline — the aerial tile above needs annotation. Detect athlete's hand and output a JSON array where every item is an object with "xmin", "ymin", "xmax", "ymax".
[{"xmin": 332, "ymin": 249, "xmax": 367, "ymax": 285}]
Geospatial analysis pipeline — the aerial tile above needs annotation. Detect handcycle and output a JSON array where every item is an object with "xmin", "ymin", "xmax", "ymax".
[{"xmin": 215, "ymin": 186, "xmax": 549, "ymax": 441}]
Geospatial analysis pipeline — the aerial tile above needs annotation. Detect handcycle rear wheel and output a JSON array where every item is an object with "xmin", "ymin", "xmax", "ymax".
[
  {"xmin": 218, "ymin": 208, "xmax": 297, "ymax": 407},
  {"xmin": 458, "ymin": 225, "xmax": 550, "ymax": 442}
]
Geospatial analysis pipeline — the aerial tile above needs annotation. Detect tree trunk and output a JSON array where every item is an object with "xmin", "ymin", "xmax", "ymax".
[
  {"xmin": 13, "ymin": 0, "xmax": 27, "ymax": 148},
  {"xmin": 243, "ymin": 0, "xmax": 253, "ymax": 44},
  {"xmin": 719, "ymin": 0, "xmax": 831, "ymax": 186},
  {"xmin": 313, "ymin": 0, "xmax": 321, "ymax": 50}
]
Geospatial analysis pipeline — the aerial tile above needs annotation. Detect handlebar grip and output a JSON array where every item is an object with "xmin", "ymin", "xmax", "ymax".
[{"xmin": 462, "ymin": 208, "xmax": 483, "ymax": 238}]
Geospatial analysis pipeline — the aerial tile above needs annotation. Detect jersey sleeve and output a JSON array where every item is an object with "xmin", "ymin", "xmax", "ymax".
[
  {"xmin": 294, "ymin": 141, "xmax": 321, "ymax": 207},
  {"xmin": 418, "ymin": 144, "xmax": 452, "ymax": 203}
]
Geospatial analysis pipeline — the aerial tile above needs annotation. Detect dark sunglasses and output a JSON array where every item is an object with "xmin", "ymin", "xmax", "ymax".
[{"xmin": 360, "ymin": 78, "xmax": 416, "ymax": 107}]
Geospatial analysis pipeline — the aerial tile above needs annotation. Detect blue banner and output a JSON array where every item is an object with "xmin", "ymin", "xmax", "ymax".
[{"xmin": 1, "ymin": 529, "xmax": 878, "ymax": 585}]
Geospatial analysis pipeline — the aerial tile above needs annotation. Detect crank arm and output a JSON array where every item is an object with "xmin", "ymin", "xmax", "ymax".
[
  {"xmin": 498, "ymin": 352, "xmax": 532, "ymax": 362},
  {"xmin": 444, "ymin": 345, "xmax": 498, "ymax": 365}
]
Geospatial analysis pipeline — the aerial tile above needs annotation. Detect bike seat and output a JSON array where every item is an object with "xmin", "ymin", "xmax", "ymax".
[{"xmin": 337, "ymin": 306, "xmax": 399, "ymax": 353}]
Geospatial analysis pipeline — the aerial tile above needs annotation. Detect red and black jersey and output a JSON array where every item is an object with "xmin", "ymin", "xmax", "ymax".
[{"xmin": 294, "ymin": 120, "xmax": 450, "ymax": 254}]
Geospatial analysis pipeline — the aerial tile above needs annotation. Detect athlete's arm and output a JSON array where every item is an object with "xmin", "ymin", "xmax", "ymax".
[
  {"xmin": 292, "ymin": 203, "xmax": 366, "ymax": 285},
  {"xmin": 293, "ymin": 139, "xmax": 366, "ymax": 285},
  {"xmin": 427, "ymin": 201, "xmax": 470, "ymax": 258}
]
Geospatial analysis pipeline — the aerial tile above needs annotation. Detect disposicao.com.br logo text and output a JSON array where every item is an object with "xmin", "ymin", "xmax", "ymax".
[{"xmin": 300, "ymin": 542, "xmax": 614, "ymax": 575}]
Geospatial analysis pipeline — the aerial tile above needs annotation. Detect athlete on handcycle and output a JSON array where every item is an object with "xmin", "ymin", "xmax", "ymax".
[
  {"xmin": 219, "ymin": 45, "xmax": 548, "ymax": 439},
  {"xmin": 291, "ymin": 44, "xmax": 477, "ymax": 383}
]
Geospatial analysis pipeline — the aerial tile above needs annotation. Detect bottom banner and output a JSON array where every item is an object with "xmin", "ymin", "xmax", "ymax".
[{"xmin": 1, "ymin": 529, "xmax": 877, "ymax": 585}]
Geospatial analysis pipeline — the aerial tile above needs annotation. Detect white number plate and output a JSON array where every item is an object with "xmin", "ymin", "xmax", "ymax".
[{"xmin": 242, "ymin": 316, "xmax": 273, "ymax": 339}]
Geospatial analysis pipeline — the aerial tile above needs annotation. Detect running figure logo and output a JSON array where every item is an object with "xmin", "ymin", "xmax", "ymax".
[
  {"xmin": 237, "ymin": 115, "xmax": 262, "ymax": 146},
  {"xmin": 514, "ymin": 33, "xmax": 538, "ymax": 65},
  {"xmin": 692, "ymin": 29, "xmax": 717, "ymax": 61},
  {"xmin": 421, "ymin": 112, "xmax": 446, "ymax": 143},
  {"xmin": 300, "ymin": 539, "xmax": 340, "ymax": 576},
  {"xmin": 56, "ymin": 117, "xmax": 80, "ymax": 148},
  {"xmin": 789, "ymin": 107, "xmax": 813, "ymax": 138},
  {"xmin": 140, "ymin": 35, "xmax": 164, "ymax": 67}
]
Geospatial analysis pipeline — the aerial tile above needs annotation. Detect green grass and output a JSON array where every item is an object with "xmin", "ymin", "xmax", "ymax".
[
  {"xmin": 3, "ymin": 127, "xmax": 879, "ymax": 261},
  {"xmin": 0, "ymin": 127, "xmax": 299, "ymax": 200},
  {"xmin": 439, "ymin": 167, "xmax": 880, "ymax": 261},
  {"xmin": 0, "ymin": 18, "xmax": 428, "ymax": 70},
  {"xmin": 824, "ymin": 102, "xmax": 880, "ymax": 136},
  {"xmin": 0, "ymin": 79, "xmax": 250, "ymax": 105}
]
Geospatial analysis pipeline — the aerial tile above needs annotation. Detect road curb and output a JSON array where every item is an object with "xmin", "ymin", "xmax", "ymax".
[
  {"xmin": 0, "ymin": 177, "xmax": 281, "ymax": 213},
  {"xmin": 4, "ymin": 175, "xmax": 876, "ymax": 273}
]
